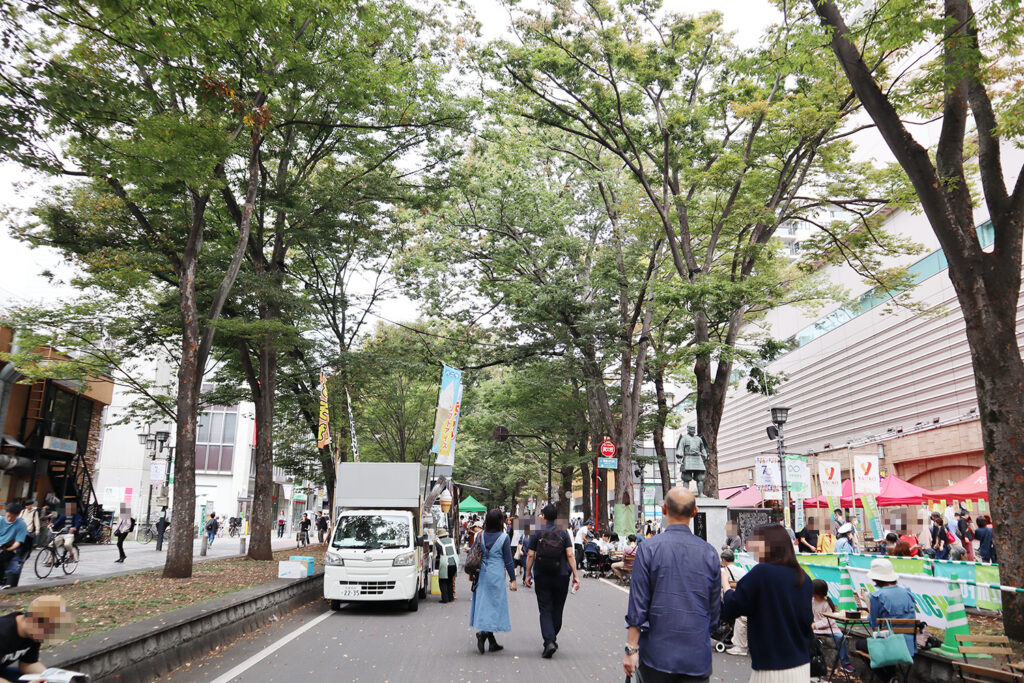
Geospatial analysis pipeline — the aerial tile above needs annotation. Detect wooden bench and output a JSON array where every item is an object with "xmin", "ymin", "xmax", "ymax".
[
  {"xmin": 852, "ymin": 618, "xmax": 918, "ymax": 683},
  {"xmin": 952, "ymin": 661, "xmax": 1024, "ymax": 683},
  {"xmin": 956, "ymin": 634, "xmax": 1016, "ymax": 667}
]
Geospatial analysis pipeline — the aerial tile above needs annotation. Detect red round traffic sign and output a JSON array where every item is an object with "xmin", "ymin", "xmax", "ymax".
[{"xmin": 599, "ymin": 439, "xmax": 617, "ymax": 457}]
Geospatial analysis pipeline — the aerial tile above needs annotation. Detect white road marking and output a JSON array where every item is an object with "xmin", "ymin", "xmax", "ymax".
[
  {"xmin": 600, "ymin": 577, "xmax": 630, "ymax": 595},
  {"xmin": 208, "ymin": 607, "xmax": 334, "ymax": 683}
]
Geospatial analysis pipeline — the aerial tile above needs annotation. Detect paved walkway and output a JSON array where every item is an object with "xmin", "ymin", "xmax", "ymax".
[
  {"xmin": 12, "ymin": 535, "xmax": 311, "ymax": 591},
  {"xmin": 164, "ymin": 572, "xmax": 754, "ymax": 682}
]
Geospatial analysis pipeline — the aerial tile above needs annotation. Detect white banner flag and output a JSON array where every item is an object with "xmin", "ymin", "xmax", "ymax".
[
  {"xmin": 818, "ymin": 460, "xmax": 843, "ymax": 498},
  {"xmin": 754, "ymin": 455, "xmax": 782, "ymax": 500},
  {"xmin": 786, "ymin": 456, "xmax": 810, "ymax": 496},
  {"xmin": 854, "ymin": 454, "xmax": 880, "ymax": 494}
]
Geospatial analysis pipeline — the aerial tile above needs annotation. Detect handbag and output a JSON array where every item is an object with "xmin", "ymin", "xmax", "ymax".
[
  {"xmin": 867, "ymin": 622, "xmax": 913, "ymax": 668},
  {"xmin": 464, "ymin": 538, "xmax": 484, "ymax": 576}
]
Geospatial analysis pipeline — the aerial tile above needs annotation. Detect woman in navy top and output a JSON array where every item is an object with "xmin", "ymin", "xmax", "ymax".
[
  {"xmin": 723, "ymin": 524, "xmax": 813, "ymax": 682},
  {"xmin": 468, "ymin": 509, "xmax": 517, "ymax": 653}
]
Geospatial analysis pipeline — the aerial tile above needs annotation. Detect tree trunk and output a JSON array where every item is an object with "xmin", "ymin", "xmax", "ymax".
[
  {"xmin": 579, "ymin": 454, "xmax": 591, "ymax": 523},
  {"xmin": 247, "ymin": 333, "xmax": 277, "ymax": 560},
  {"xmin": 163, "ymin": 195, "xmax": 208, "ymax": 579},
  {"xmin": 652, "ymin": 367, "xmax": 674, "ymax": 494},
  {"xmin": 954, "ymin": 273, "xmax": 1024, "ymax": 637},
  {"xmin": 558, "ymin": 464, "xmax": 574, "ymax": 519}
]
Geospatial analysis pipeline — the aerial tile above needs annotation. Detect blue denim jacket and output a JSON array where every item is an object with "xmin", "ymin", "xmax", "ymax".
[{"xmin": 869, "ymin": 584, "xmax": 917, "ymax": 655}]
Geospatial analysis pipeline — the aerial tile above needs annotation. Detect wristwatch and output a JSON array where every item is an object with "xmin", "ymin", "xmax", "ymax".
[{"xmin": 624, "ymin": 645, "xmax": 639, "ymax": 655}]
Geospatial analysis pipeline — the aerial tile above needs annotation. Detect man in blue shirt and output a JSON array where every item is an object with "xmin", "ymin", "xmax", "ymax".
[
  {"xmin": 623, "ymin": 488, "xmax": 720, "ymax": 682},
  {"xmin": 0, "ymin": 503, "xmax": 28, "ymax": 589}
]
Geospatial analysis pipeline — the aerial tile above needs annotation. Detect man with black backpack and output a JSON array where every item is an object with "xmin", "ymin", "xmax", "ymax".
[{"xmin": 524, "ymin": 503, "xmax": 581, "ymax": 659}]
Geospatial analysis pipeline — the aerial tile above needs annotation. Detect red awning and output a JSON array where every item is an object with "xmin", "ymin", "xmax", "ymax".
[
  {"xmin": 923, "ymin": 466, "xmax": 988, "ymax": 501},
  {"xmin": 726, "ymin": 487, "xmax": 765, "ymax": 508},
  {"xmin": 802, "ymin": 476, "xmax": 935, "ymax": 508}
]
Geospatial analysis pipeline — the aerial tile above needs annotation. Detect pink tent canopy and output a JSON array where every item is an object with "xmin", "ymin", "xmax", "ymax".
[
  {"xmin": 802, "ymin": 476, "xmax": 935, "ymax": 508},
  {"xmin": 923, "ymin": 466, "xmax": 988, "ymax": 501},
  {"xmin": 719, "ymin": 486, "xmax": 745, "ymax": 500},
  {"xmin": 726, "ymin": 486, "xmax": 765, "ymax": 508}
]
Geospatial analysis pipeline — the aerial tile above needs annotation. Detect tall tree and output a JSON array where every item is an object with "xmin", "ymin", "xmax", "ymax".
[
  {"xmin": 491, "ymin": 0, "xmax": 904, "ymax": 496},
  {"xmin": 807, "ymin": 0, "xmax": 1024, "ymax": 638},
  {"xmin": 403, "ymin": 124, "xmax": 663, "ymax": 532},
  {"xmin": 0, "ymin": 0, "xmax": 318, "ymax": 576}
]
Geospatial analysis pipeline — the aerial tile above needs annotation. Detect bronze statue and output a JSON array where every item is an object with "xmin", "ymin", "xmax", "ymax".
[{"xmin": 679, "ymin": 425, "xmax": 709, "ymax": 497}]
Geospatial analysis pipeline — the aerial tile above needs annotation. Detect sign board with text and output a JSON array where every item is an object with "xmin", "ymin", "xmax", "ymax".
[
  {"xmin": 597, "ymin": 457, "xmax": 618, "ymax": 469},
  {"xmin": 599, "ymin": 439, "xmax": 617, "ymax": 457}
]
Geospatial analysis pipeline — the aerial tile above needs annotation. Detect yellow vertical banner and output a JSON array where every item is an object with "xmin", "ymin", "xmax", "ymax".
[{"xmin": 317, "ymin": 371, "xmax": 331, "ymax": 449}]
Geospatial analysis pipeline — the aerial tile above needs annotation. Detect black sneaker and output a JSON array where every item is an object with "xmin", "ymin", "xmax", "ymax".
[{"xmin": 542, "ymin": 641, "xmax": 557, "ymax": 658}]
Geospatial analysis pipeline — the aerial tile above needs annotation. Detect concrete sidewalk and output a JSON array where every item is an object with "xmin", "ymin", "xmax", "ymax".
[{"xmin": 12, "ymin": 535, "xmax": 318, "ymax": 591}]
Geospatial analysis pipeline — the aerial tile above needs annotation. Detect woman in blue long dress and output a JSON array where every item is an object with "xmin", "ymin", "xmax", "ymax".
[{"xmin": 469, "ymin": 508, "xmax": 517, "ymax": 653}]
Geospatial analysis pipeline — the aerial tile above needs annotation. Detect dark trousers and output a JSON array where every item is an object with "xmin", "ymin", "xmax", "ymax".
[
  {"xmin": 156, "ymin": 529, "xmax": 166, "ymax": 550},
  {"xmin": 439, "ymin": 575, "xmax": 455, "ymax": 602},
  {"xmin": 277, "ymin": 524, "xmax": 284, "ymax": 538},
  {"xmin": 574, "ymin": 543, "xmax": 584, "ymax": 568},
  {"xmin": 533, "ymin": 572, "xmax": 570, "ymax": 644},
  {"xmin": 116, "ymin": 532, "xmax": 127, "ymax": 560},
  {"xmin": 637, "ymin": 662, "xmax": 709, "ymax": 683}
]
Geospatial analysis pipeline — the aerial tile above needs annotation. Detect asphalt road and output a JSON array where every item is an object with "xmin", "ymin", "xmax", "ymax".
[{"xmin": 163, "ymin": 572, "xmax": 755, "ymax": 683}]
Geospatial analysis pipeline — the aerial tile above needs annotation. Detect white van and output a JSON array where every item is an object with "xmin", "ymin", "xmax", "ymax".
[{"xmin": 324, "ymin": 463, "xmax": 429, "ymax": 612}]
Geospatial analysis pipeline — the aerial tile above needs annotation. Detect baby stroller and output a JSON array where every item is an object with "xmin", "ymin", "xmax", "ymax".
[
  {"xmin": 710, "ymin": 616, "xmax": 734, "ymax": 653},
  {"xmin": 582, "ymin": 541, "xmax": 612, "ymax": 578}
]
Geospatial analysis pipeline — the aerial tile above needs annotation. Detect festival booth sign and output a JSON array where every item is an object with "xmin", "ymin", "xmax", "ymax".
[
  {"xmin": 797, "ymin": 553, "xmax": 1002, "ymax": 610},
  {"xmin": 847, "ymin": 567, "xmax": 965, "ymax": 630}
]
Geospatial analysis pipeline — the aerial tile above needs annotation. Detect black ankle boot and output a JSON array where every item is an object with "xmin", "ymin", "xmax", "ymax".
[
  {"xmin": 476, "ymin": 632, "xmax": 487, "ymax": 654},
  {"xmin": 487, "ymin": 633, "xmax": 503, "ymax": 652}
]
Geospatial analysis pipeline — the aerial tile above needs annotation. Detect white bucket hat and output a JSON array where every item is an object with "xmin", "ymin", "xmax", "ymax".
[
  {"xmin": 837, "ymin": 522, "xmax": 854, "ymax": 535},
  {"xmin": 867, "ymin": 558, "xmax": 898, "ymax": 583}
]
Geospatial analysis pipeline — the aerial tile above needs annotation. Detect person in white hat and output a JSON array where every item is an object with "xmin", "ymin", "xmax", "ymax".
[
  {"xmin": 854, "ymin": 558, "xmax": 917, "ymax": 675},
  {"xmin": 835, "ymin": 523, "xmax": 857, "ymax": 555}
]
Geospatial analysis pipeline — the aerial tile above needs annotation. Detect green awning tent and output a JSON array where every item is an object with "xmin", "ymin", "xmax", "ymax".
[{"xmin": 459, "ymin": 495, "xmax": 486, "ymax": 513}]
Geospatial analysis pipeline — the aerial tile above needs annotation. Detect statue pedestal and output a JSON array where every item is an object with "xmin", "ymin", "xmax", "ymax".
[{"xmin": 690, "ymin": 497, "xmax": 730, "ymax": 551}]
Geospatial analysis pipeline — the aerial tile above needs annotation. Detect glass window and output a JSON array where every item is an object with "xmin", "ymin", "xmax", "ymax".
[
  {"xmin": 331, "ymin": 515, "xmax": 411, "ymax": 549},
  {"xmin": 210, "ymin": 412, "xmax": 224, "ymax": 444},
  {"xmin": 222, "ymin": 413, "xmax": 237, "ymax": 444},
  {"xmin": 195, "ymin": 444, "xmax": 208, "ymax": 471},
  {"xmin": 219, "ymin": 445, "xmax": 233, "ymax": 472},
  {"xmin": 198, "ymin": 414, "xmax": 211, "ymax": 443}
]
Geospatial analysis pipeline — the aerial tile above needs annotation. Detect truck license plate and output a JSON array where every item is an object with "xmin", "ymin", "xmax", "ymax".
[{"xmin": 338, "ymin": 586, "xmax": 361, "ymax": 598}]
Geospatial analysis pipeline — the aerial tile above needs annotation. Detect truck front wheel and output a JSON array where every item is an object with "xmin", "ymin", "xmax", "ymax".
[
  {"xmin": 406, "ymin": 594, "xmax": 419, "ymax": 612},
  {"xmin": 330, "ymin": 600, "xmax": 341, "ymax": 611},
  {"xmin": 418, "ymin": 576, "xmax": 428, "ymax": 600}
]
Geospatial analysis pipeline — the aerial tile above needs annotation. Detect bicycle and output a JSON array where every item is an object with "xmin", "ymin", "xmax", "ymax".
[
  {"xmin": 138, "ymin": 523, "xmax": 157, "ymax": 544},
  {"xmin": 34, "ymin": 539, "xmax": 79, "ymax": 579}
]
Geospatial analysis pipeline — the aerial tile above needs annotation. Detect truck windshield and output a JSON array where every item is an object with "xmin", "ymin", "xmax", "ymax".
[{"xmin": 332, "ymin": 515, "xmax": 410, "ymax": 550}]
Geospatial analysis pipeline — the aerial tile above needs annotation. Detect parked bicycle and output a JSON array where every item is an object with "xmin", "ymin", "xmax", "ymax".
[
  {"xmin": 138, "ymin": 522, "xmax": 158, "ymax": 544},
  {"xmin": 34, "ymin": 539, "xmax": 79, "ymax": 579}
]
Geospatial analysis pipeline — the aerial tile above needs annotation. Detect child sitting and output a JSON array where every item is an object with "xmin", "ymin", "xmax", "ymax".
[{"xmin": 812, "ymin": 579, "xmax": 853, "ymax": 672}]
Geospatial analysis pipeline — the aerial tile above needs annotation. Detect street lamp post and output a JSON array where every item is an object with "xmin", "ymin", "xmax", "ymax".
[
  {"xmin": 493, "ymin": 426, "xmax": 555, "ymax": 506},
  {"xmin": 139, "ymin": 428, "xmax": 174, "ymax": 527},
  {"xmin": 769, "ymin": 406, "xmax": 790, "ymax": 528}
]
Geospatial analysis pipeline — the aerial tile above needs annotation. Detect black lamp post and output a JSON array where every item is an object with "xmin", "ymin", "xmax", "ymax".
[
  {"xmin": 769, "ymin": 406, "xmax": 790, "ymax": 527},
  {"xmin": 139, "ymin": 428, "xmax": 174, "ymax": 527},
  {"xmin": 493, "ymin": 425, "xmax": 555, "ymax": 506}
]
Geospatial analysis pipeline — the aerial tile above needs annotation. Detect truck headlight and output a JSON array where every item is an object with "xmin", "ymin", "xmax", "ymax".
[
  {"xmin": 326, "ymin": 552, "xmax": 345, "ymax": 566},
  {"xmin": 392, "ymin": 551, "xmax": 416, "ymax": 567}
]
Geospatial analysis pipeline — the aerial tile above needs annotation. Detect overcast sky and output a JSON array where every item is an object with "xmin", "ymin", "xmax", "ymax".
[{"xmin": 0, "ymin": 1, "xmax": 908, "ymax": 319}]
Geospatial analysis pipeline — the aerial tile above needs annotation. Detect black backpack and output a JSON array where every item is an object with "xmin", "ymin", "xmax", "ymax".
[
  {"xmin": 534, "ymin": 530, "xmax": 565, "ymax": 576},
  {"xmin": 128, "ymin": 517, "xmax": 136, "ymax": 532},
  {"xmin": 810, "ymin": 634, "xmax": 827, "ymax": 677}
]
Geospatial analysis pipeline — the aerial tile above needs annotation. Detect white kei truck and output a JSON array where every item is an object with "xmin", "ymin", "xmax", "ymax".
[{"xmin": 324, "ymin": 462, "xmax": 431, "ymax": 612}]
